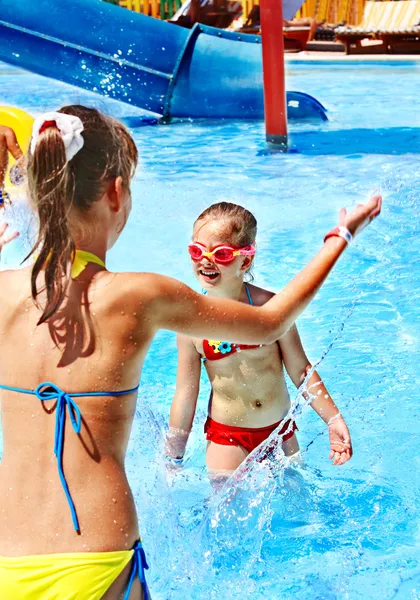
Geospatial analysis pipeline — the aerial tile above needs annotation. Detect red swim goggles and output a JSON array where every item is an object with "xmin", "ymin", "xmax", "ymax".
[{"xmin": 188, "ymin": 242, "xmax": 256, "ymax": 264}]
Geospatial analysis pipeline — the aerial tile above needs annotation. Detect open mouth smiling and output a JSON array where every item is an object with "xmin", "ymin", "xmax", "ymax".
[{"xmin": 199, "ymin": 268, "xmax": 220, "ymax": 280}]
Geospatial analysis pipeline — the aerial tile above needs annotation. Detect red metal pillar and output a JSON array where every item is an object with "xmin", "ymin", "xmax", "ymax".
[{"xmin": 260, "ymin": 0, "xmax": 288, "ymax": 149}]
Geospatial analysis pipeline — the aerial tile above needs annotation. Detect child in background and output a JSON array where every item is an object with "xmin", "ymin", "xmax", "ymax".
[
  {"xmin": 166, "ymin": 202, "xmax": 355, "ymax": 473},
  {"xmin": 0, "ymin": 125, "xmax": 24, "ymax": 209}
]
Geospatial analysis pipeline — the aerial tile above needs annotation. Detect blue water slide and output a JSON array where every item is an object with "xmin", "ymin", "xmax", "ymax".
[{"xmin": 0, "ymin": 0, "xmax": 327, "ymax": 121}]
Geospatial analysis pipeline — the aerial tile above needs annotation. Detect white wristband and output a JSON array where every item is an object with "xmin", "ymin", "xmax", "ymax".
[
  {"xmin": 337, "ymin": 227, "xmax": 353, "ymax": 244},
  {"xmin": 324, "ymin": 226, "xmax": 353, "ymax": 245},
  {"xmin": 165, "ymin": 455, "xmax": 184, "ymax": 465},
  {"xmin": 327, "ymin": 413, "xmax": 342, "ymax": 426}
]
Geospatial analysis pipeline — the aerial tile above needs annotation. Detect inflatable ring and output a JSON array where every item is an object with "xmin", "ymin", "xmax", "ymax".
[{"xmin": 0, "ymin": 106, "xmax": 34, "ymax": 190}]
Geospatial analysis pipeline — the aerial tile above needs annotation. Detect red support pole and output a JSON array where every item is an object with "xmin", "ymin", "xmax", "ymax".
[{"xmin": 260, "ymin": 0, "xmax": 288, "ymax": 149}]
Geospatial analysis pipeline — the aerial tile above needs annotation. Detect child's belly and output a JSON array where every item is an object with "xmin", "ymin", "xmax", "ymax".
[{"xmin": 205, "ymin": 345, "xmax": 291, "ymax": 428}]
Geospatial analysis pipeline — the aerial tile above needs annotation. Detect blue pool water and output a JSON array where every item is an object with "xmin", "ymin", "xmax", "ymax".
[{"xmin": 1, "ymin": 60, "xmax": 419, "ymax": 599}]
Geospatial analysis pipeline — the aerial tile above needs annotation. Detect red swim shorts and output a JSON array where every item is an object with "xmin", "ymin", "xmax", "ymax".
[{"xmin": 204, "ymin": 416, "xmax": 297, "ymax": 454}]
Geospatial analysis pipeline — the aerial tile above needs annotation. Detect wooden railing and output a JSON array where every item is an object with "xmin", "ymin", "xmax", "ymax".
[
  {"xmin": 118, "ymin": 0, "xmax": 368, "ymax": 25},
  {"xmin": 241, "ymin": 0, "xmax": 259, "ymax": 21},
  {"xmin": 118, "ymin": 0, "xmax": 182, "ymax": 19},
  {"xmin": 295, "ymin": 0, "xmax": 367, "ymax": 25}
]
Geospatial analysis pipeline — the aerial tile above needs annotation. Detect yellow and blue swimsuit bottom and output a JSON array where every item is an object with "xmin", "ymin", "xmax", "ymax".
[
  {"xmin": 0, "ymin": 382, "xmax": 149, "ymax": 599},
  {"xmin": 0, "ymin": 541, "xmax": 148, "ymax": 599}
]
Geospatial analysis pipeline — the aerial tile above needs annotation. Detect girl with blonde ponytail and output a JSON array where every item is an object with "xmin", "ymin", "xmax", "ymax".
[{"xmin": 0, "ymin": 104, "xmax": 380, "ymax": 599}]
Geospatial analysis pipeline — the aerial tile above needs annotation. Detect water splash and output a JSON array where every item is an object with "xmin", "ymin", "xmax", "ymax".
[{"xmin": 0, "ymin": 200, "xmax": 35, "ymax": 270}]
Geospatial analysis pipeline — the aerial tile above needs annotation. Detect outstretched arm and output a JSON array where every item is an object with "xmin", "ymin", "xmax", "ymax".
[
  {"xmin": 150, "ymin": 197, "xmax": 382, "ymax": 345},
  {"xmin": 165, "ymin": 334, "xmax": 202, "ymax": 460}
]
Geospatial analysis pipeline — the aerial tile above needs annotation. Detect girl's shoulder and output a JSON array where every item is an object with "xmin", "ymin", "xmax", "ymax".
[
  {"xmin": 105, "ymin": 271, "xmax": 177, "ymax": 299},
  {"xmin": 103, "ymin": 271, "xmax": 197, "ymax": 317},
  {"xmin": 0, "ymin": 267, "xmax": 30, "ymax": 298},
  {"xmin": 246, "ymin": 283, "xmax": 275, "ymax": 307}
]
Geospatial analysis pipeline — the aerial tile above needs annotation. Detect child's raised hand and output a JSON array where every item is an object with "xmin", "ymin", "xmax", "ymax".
[
  {"xmin": 339, "ymin": 195, "xmax": 382, "ymax": 238},
  {"xmin": 0, "ymin": 222, "xmax": 19, "ymax": 254},
  {"xmin": 328, "ymin": 416, "xmax": 352, "ymax": 466}
]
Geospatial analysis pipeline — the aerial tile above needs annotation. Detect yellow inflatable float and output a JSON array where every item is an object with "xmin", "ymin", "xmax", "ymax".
[{"xmin": 0, "ymin": 106, "xmax": 33, "ymax": 191}]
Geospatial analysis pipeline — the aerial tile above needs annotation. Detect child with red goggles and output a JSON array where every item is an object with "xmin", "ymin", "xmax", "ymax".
[{"xmin": 166, "ymin": 201, "xmax": 373, "ymax": 475}]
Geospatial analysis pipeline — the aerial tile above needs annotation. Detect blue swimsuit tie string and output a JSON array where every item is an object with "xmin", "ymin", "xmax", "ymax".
[
  {"xmin": 0, "ymin": 381, "xmax": 139, "ymax": 533},
  {"xmin": 35, "ymin": 382, "xmax": 82, "ymax": 532},
  {"xmin": 123, "ymin": 540, "xmax": 150, "ymax": 600}
]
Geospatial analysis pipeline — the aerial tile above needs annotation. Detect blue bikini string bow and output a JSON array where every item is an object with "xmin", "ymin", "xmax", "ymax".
[
  {"xmin": 0, "ymin": 380, "xmax": 139, "ymax": 533},
  {"xmin": 123, "ymin": 540, "xmax": 150, "ymax": 600},
  {"xmin": 36, "ymin": 382, "xmax": 82, "ymax": 532}
]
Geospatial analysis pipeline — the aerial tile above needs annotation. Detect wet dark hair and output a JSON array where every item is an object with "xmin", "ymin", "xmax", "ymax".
[
  {"xmin": 194, "ymin": 201, "xmax": 257, "ymax": 280},
  {"xmin": 27, "ymin": 105, "xmax": 138, "ymax": 325}
]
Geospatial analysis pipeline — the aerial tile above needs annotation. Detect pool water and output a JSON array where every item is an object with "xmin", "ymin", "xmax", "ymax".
[{"xmin": 1, "ymin": 59, "xmax": 419, "ymax": 600}]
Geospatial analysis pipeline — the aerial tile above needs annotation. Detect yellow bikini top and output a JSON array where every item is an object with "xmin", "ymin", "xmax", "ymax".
[{"xmin": 71, "ymin": 249, "xmax": 106, "ymax": 278}]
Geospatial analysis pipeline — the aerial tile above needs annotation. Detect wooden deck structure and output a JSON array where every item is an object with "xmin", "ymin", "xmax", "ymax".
[{"xmin": 335, "ymin": 0, "xmax": 420, "ymax": 54}]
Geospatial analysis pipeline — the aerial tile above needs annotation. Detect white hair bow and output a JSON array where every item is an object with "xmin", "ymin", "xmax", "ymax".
[{"xmin": 31, "ymin": 112, "xmax": 84, "ymax": 161}]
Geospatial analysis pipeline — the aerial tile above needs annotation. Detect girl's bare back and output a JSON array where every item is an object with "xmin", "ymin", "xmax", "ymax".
[{"xmin": 0, "ymin": 266, "xmax": 157, "ymax": 556}]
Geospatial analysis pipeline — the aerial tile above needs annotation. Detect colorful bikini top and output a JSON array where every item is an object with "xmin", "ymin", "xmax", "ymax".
[
  {"xmin": 0, "ymin": 251, "xmax": 139, "ymax": 533},
  {"xmin": 203, "ymin": 284, "xmax": 262, "ymax": 361}
]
